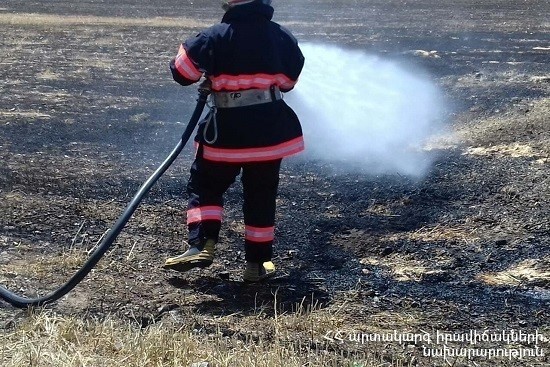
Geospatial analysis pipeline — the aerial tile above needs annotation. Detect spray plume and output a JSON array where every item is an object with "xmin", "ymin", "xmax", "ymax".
[{"xmin": 286, "ymin": 43, "xmax": 445, "ymax": 177}]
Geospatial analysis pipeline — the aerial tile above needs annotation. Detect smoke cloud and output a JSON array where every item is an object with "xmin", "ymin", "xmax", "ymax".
[{"xmin": 285, "ymin": 43, "xmax": 445, "ymax": 177}]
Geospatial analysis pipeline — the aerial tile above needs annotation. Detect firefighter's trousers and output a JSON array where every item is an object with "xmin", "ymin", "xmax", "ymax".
[{"xmin": 186, "ymin": 150, "xmax": 282, "ymax": 263}]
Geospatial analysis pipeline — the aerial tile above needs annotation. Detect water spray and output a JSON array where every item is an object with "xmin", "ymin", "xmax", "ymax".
[
  {"xmin": 286, "ymin": 43, "xmax": 444, "ymax": 176},
  {"xmin": 0, "ymin": 81, "xmax": 211, "ymax": 308}
]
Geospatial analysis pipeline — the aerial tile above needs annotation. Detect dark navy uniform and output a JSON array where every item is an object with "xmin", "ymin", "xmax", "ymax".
[{"xmin": 170, "ymin": 1, "xmax": 304, "ymax": 262}]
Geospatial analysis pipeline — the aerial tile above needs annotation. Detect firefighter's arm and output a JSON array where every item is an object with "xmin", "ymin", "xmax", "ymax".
[
  {"xmin": 170, "ymin": 44, "xmax": 203, "ymax": 86},
  {"xmin": 170, "ymin": 31, "xmax": 214, "ymax": 86},
  {"xmin": 279, "ymin": 28, "xmax": 305, "ymax": 93}
]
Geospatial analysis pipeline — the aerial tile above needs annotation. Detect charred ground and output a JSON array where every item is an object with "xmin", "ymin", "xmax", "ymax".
[{"xmin": 0, "ymin": 1, "xmax": 549, "ymax": 366}]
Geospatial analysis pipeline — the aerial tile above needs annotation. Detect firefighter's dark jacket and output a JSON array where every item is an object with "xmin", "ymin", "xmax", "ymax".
[{"xmin": 170, "ymin": 2, "xmax": 305, "ymax": 163}]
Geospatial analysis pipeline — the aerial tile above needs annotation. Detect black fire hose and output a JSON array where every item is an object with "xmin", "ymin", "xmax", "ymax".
[{"xmin": 0, "ymin": 82, "xmax": 211, "ymax": 308}]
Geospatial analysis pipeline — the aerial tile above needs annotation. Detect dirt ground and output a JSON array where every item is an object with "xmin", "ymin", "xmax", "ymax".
[{"xmin": 0, "ymin": 0, "xmax": 549, "ymax": 366}]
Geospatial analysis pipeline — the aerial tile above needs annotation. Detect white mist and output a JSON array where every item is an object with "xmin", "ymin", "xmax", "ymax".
[{"xmin": 286, "ymin": 43, "xmax": 445, "ymax": 177}]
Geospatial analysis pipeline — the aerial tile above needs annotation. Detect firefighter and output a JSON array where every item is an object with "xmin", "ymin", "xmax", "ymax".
[{"xmin": 164, "ymin": 0, "xmax": 305, "ymax": 282}]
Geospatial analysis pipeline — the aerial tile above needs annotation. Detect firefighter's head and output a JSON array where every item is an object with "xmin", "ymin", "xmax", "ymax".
[{"xmin": 222, "ymin": 0, "xmax": 272, "ymax": 11}]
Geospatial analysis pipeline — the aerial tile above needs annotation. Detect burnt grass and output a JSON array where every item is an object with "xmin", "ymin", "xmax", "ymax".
[{"xmin": 1, "ymin": 0, "xmax": 549, "ymax": 365}]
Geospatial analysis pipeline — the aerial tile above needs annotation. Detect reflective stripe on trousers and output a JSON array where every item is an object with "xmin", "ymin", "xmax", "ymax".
[{"xmin": 186, "ymin": 145, "xmax": 281, "ymax": 262}]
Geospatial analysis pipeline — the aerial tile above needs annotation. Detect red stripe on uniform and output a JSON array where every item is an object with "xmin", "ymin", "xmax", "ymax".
[
  {"xmin": 202, "ymin": 136, "xmax": 304, "ymax": 163},
  {"xmin": 186, "ymin": 205, "xmax": 223, "ymax": 224},
  {"xmin": 175, "ymin": 45, "xmax": 202, "ymax": 82},
  {"xmin": 211, "ymin": 73, "xmax": 297, "ymax": 91},
  {"xmin": 245, "ymin": 225, "xmax": 275, "ymax": 243}
]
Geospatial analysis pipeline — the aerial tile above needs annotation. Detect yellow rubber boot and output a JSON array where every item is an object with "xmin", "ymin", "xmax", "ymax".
[
  {"xmin": 164, "ymin": 239, "xmax": 215, "ymax": 272},
  {"xmin": 243, "ymin": 261, "xmax": 276, "ymax": 282}
]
